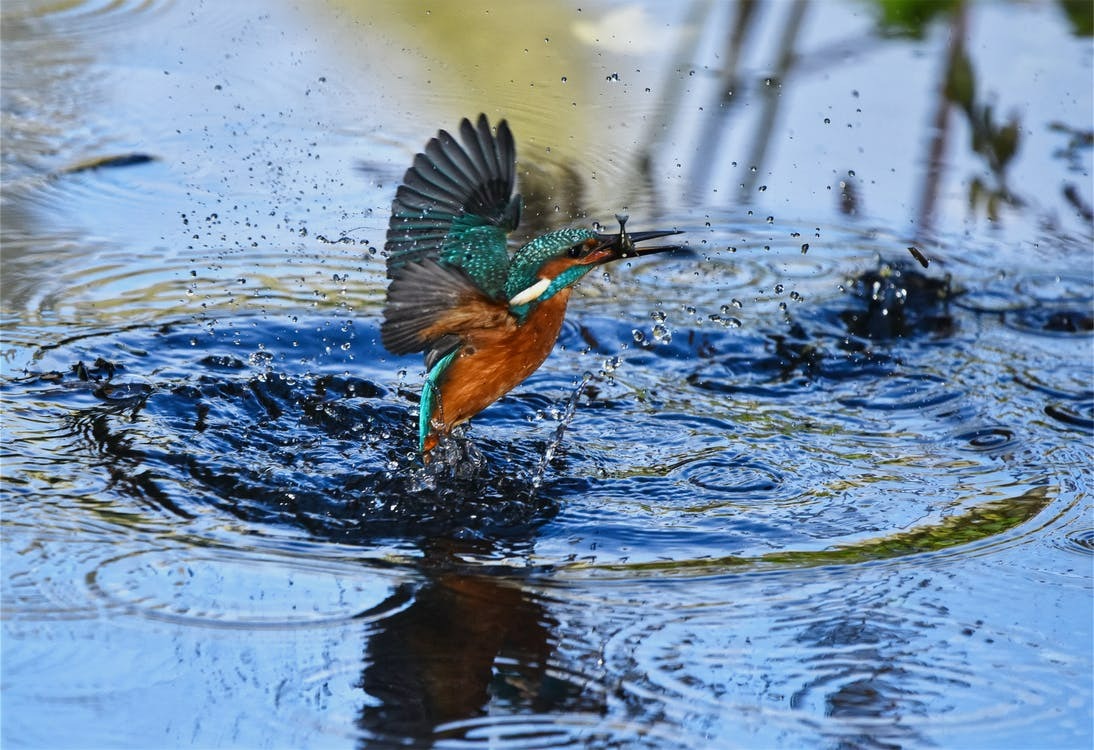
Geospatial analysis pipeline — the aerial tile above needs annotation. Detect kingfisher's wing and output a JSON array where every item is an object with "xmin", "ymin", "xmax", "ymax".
[
  {"xmin": 381, "ymin": 257, "xmax": 512, "ymax": 370},
  {"xmin": 382, "ymin": 254, "xmax": 516, "ymax": 451},
  {"xmin": 383, "ymin": 114, "xmax": 521, "ymax": 299}
]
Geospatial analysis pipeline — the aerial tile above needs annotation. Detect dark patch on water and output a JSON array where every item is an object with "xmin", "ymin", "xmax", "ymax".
[{"xmin": 7, "ymin": 319, "xmax": 568, "ymax": 548}]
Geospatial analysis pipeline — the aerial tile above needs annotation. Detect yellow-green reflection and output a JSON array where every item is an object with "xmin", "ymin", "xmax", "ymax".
[{"xmin": 571, "ymin": 485, "xmax": 1054, "ymax": 575}]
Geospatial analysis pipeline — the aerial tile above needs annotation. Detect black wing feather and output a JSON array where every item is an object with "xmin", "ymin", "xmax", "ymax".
[
  {"xmin": 384, "ymin": 114, "xmax": 519, "ymax": 275},
  {"xmin": 460, "ymin": 118, "xmax": 494, "ymax": 195},
  {"xmin": 381, "ymin": 258, "xmax": 489, "ymax": 355},
  {"xmin": 409, "ymin": 152, "xmax": 464, "ymax": 199},
  {"xmin": 495, "ymin": 120, "xmax": 516, "ymax": 194}
]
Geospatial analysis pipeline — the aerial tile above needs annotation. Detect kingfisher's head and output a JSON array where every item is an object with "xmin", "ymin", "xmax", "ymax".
[{"xmin": 504, "ymin": 215, "xmax": 683, "ymax": 319}]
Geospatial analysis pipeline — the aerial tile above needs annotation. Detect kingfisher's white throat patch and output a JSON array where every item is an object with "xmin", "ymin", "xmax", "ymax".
[{"xmin": 508, "ymin": 277, "xmax": 551, "ymax": 306}]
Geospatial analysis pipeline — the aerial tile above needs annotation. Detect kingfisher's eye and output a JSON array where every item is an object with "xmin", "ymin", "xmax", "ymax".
[{"xmin": 567, "ymin": 238, "xmax": 598, "ymax": 259}]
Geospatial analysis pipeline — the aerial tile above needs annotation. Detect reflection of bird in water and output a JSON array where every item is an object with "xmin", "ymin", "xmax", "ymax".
[
  {"xmin": 354, "ymin": 536, "xmax": 600, "ymax": 745},
  {"xmin": 381, "ymin": 115, "xmax": 683, "ymax": 458}
]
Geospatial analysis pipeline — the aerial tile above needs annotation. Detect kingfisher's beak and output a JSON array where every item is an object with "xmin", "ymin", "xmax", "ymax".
[{"xmin": 591, "ymin": 214, "xmax": 685, "ymax": 264}]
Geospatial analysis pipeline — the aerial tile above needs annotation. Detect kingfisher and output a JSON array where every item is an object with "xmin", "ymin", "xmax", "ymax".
[{"xmin": 381, "ymin": 114, "xmax": 683, "ymax": 458}]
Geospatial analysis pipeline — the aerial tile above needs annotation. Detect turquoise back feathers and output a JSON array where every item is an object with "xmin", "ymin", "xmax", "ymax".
[
  {"xmin": 384, "ymin": 115, "xmax": 520, "ymax": 300},
  {"xmin": 381, "ymin": 115, "xmax": 519, "ymax": 370}
]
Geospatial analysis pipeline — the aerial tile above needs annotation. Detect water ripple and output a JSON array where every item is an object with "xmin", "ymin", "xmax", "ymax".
[
  {"xmin": 432, "ymin": 713, "xmax": 694, "ymax": 750},
  {"xmin": 675, "ymin": 454, "xmax": 782, "ymax": 495},
  {"xmin": 1015, "ymin": 362, "xmax": 1094, "ymax": 432},
  {"xmin": 600, "ymin": 571, "xmax": 1089, "ymax": 748},
  {"xmin": 951, "ymin": 425, "xmax": 1016, "ymax": 453},
  {"xmin": 1059, "ymin": 528, "xmax": 1094, "ymax": 556},
  {"xmin": 86, "ymin": 547, "xmax": 407, "ymax": 629},
  {"xmin": 5, "ymin": 299, "xmax": 1074, "ymax": 585},
  {"xmin": 4, "ymin": 0, "xmax": 184, "ymax": 37},
  {"xmin": 1, "ymin": 527, "xmax": 118, "ymax": 620},
  {"xmin": 836, "ymin": 372, "xmax": 962, "ymax": 412},
  {"xmin": 1014, "ymin": 273, "xmax": 1093, "ymax": 304}
]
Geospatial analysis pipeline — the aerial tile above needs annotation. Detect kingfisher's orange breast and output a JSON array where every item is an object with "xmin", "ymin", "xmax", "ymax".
[{"xmin": 431, "ymin": 288, "xmax": 573, "ymax": 434}]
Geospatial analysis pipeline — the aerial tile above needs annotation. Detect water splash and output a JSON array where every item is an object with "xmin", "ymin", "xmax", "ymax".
[
  {"xmin": 528, "ymin": 371, "xmax": 594, "ymax": 498},
  {"xmin": 414, "ymin": 425, "xmax": 488, "ymax": 486}
]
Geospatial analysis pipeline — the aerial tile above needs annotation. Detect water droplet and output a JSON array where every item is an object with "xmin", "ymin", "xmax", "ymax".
[
  {"xmin": 774, "ymin": 284, "xmax": 784, "ymax": 294},
  {"xmin": 758, "ymin": 185, "xmax": 767, "ymax": 192},
  {"xmin": 824, "ymin": 117, "xmax": 831, "ymax": 124},
  {"xmin": 731, "ymin": 298, "xmax": 743, "ymax": 308},
  {"xmin": 652, "ymin": 324, "xmax": 671, "ymax": 343},
  {"xmin": 650, "ymin": 310, "xmax": 667, "ymax": 323},
  {"xmin": 249, "ymin": 350, "xmax": 274, "ymax": 368},
  {"xmin": 632, "ymin": 329, "xmax": 646, "ymax": 343},
  {"xmin": 561, "ymin": 76, "xmax": 567, "ymax": 83},
  {"xmin": 801, "ymin": 242, "xmax": 809, "ymax": 253}
]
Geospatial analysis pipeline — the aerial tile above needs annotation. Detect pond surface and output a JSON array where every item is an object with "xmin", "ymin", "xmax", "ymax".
[{"xmin": 2, "ymin": 1, "xmax": 1092, "ymax": 748}]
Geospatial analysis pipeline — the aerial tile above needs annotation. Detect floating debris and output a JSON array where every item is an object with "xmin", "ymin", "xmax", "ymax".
[
  {"xmin": 60, "ymin": 154, "xmax": 158, "ymax": 174},
  {"xmin": 907, "ymin": 245, "xmax": 930, "ymax": 268}
]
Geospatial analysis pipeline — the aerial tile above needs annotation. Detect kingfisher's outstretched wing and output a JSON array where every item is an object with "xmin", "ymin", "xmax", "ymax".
[
  {"xmin": 381, "ymin": 115, "xmax": 522, "ymax": 451},
  {"xmin": 383, "ymin": 114, "xmax": 521, "ymax": 300},
  {"xmin": 381, "ymin": 256, "xmax": 510, "ymax": 369},
  {"xmin": 382, "ymin": 114, "xmax": 521, "ymax": 371}
]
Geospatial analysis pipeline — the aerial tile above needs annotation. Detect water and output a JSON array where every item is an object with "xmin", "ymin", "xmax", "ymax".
[{"xmin": 2, "ymin": 1, "xmax": 1092, "ymax": 748}]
